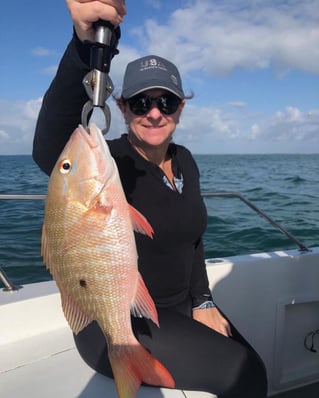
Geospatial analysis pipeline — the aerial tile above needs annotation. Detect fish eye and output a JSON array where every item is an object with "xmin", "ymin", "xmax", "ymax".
[{"xmin": 59, "ymin": 159, "xmax": 72, "ymax": 174}]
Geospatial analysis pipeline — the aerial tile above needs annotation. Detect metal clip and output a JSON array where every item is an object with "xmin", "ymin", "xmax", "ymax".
[
  {"xmin": 82, "ymin": 70, "xmax": 114, "ymax": 135},
  {"xmin": 81, "ymin": 21, "xmax": 115, "ymax": 135}
]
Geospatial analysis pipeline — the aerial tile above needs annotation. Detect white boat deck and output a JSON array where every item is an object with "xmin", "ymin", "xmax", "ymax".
[
  {"xmin": 1, "ymin": 330, "xmax": 213, "ymax": 398},
  {"xmin": 0, "ymin": 281, "xmax": 215, "ymax": 398},
  {"xmin": 2, "ymin": 247, "xmax": 319, "ymax": 397}
]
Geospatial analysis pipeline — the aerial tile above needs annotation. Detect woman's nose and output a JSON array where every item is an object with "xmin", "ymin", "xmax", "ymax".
[{"xmin": 146, "ymin": 101, "xmax": 162, "ymax": 118}]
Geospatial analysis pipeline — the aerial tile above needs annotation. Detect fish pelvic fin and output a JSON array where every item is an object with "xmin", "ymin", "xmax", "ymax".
[
  {"xmin": 109, "ymin": 340, "xmax": 175, "ymax": 398},
  {"xmin": 129, "ymin": 204, "xmax": 154, "ymax": 238},
  {"xmin": 131, "ymin": 273, "xmax": 159, "ymax": 327}
]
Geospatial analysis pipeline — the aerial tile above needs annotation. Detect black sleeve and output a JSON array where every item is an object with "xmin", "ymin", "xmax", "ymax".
[
  {"xmin": 32, "ymin": 28, "xmax": 120, "ymax": 176},
  {"xmin": 32, "ymin": 34, "xmax": 90, "ymax": 176},
  {"xmin": 176, "ymin": 147, "xmax": 213, "ymax": 308},
  {"xmin": 190, "ymin": 238, "xmax": 214, "ymax": 308}
]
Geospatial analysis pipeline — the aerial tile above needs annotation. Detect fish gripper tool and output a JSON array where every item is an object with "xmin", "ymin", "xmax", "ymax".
[{"xmin": 81, "ymin": 21, "xmax": 119, "ymax": 135}]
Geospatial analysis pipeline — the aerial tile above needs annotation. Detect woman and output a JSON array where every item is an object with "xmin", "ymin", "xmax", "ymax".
[{"xmin": 33, "ymin": 1, "xmax": 267, "ymax": 396}]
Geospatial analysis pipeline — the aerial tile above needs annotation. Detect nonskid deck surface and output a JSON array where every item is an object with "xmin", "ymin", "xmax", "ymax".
[{"xmin": 0, "ymin": 328, "xmax": 216, "ymax": 398}]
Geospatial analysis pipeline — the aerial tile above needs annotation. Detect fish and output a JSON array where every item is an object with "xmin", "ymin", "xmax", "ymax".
[{"xmin": 41, "ymin": 123, "xmax": 175, "ymax": 398}]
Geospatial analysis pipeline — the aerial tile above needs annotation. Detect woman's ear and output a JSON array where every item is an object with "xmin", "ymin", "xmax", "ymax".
[
  {"xmin": 115, "ymin": 98, "xmax": 126, "ymax": 115},
  {"xmin": 175, "ymin": 100, "xmax": 185, "ymax": 125},
  {"xmin": 179, "ymin": 100, "xmax": 185, "ymax": 113}
]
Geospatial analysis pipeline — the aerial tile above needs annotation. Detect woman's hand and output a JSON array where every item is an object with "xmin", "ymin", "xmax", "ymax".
[
  {"xmin": 193, "ymin": 307, "xmax": 232, "ymax": 337},
  {"xmin": 66, "ymin": 0, "xmax": 127, "ymax": 41}
]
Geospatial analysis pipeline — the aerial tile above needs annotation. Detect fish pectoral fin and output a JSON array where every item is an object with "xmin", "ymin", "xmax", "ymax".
[
  {"xmin": 109, "ymin": 338, "xmax": 175, "ymax": 398},
  {"xmin": 129, "ymin": 204, "xmax": 154, "ymax": 238},
  {"xmin": 85, "ymin": 195, "xmax": 113, "ymax": 224},
  {"xmin": 92, "ymin": 194, "xmax": 113, "ymax": 214},
  {"xmin": 60, "ymin": 286, "xmax": 93, "ymax": 334},
  {"xmin": 131, "ymin": 273, "xmax": 159, "ymax": 327}
]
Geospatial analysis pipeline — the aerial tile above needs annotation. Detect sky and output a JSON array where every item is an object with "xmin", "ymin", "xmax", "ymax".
[{"xmin": 0, "ymin": 0, "xmax": 319, "ymax": 155}]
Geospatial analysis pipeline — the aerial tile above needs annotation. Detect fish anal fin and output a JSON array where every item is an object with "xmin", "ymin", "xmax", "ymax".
[
  {"xmin": 109, "ymin": 339, "xmax": 175, "ymax": 398},
  {"xmin": 131, "ymin": 273, "xmax": 159, "ymax": 327},
  {"xmin": 60, "ymin": 286, "xmax": 93, "ymax": 334},
  {"xmin": 129, "ymin": 205, "xmax": 154, "ymax": 238}
]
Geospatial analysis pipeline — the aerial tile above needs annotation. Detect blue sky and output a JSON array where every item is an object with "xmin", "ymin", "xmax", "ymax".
[{"xmin": 0, "ymin": 0, "xmax": 318, "ymax": 154}]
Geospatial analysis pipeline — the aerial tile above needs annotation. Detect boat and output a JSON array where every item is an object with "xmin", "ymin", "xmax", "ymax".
[{"xmin": 1, "ymin": 193, "xmax": 319, "ymax": 398}]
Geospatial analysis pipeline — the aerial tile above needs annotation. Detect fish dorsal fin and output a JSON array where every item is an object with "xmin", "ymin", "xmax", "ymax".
[
  {"xmin": 129, "ymin": 205, "xmax": 154, "ymax": 238},
  {"xmin": 60, "ymin": 286, "xmax": 93, "ymax": 334},
  {"xmin": 131, "ymin": 273, "xmax": 159, "ymax": 327}
]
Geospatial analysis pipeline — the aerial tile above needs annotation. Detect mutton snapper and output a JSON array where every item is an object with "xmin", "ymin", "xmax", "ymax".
[{"xmin": 41, "ymin": 124, "xmax": 175, "ymax": 398}]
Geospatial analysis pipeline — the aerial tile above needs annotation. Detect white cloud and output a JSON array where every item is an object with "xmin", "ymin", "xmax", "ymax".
[
  {"xmin": 110, "ymin": 44, "xmax": 142, "ymax": 95},
  {"xmin": 32, "ymin": 47, "xmax": 51, "ymax": 56},
  {"xmin": 32, "ymin": 47, "xmax": 58, "ymax": 57},
  {"xmin": 41, "ymin": 65, "xmax": 58, "ymax": 76},
  {"xmin": 89, "ymin": 100, "xmax": 127, "ymax": 139},
  {"xmin": 176, "ymin": 102, "xmax": 319, "ymax": 153},
  {"xmin": 143, "ymin": 0, "xmax": 163, "ymax": 10},
  {"xmin": 130, "ymin": 0, "xmax": 319, "ymax": 76},
  {"xmin": 263, "ymin": 106, "xmax": 319, "ymax": 144},
  {"xmin": 0, "ymin": 98, "xmax": 42, "ymax": 155},
  {"xmin": 0, "ymin": 96, "xmax": 318, "ymax": 155},
  {"xmin": 227, "ymin": 101, "xmax": 246, "ymax": 108},
  {"xmin": 0, "ymin": 130, "xmax": 9, "ymax": 140},
  {"xmin": 24, "ymin": 98, "xmax": 43, "ymax": 119},
  {"xmin": 1, "ymin": 0, "xmax": 318, "ymax": 156}
]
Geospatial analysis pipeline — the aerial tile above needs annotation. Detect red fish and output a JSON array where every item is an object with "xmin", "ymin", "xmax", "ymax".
[{"xmin": 41, "ymin": 124, "xmax": 174, "ymax": 398}]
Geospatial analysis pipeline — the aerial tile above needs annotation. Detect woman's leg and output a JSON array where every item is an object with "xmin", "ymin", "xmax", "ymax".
[
  {"xmin": 132, "ymin": 308, "xmax": 267, "ymax": 397},
  {"xmin": 74, "ymin": 307, "xmax": 267, "ymax": 397}
]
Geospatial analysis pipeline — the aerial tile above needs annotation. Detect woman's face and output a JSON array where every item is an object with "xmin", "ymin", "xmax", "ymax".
[{"xmin": 120, "ymin": 88, "xmax": 184, "ymax": 148}]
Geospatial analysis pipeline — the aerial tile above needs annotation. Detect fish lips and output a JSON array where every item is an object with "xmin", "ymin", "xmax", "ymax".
[{"xmin": 77, "ymin": 123, "xmax": 115, "ymax": 201}]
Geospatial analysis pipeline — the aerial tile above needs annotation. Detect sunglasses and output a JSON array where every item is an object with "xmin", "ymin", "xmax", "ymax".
[{"xmin": 127, "ymin": 93, "xmax": 182, "ymax": 116}]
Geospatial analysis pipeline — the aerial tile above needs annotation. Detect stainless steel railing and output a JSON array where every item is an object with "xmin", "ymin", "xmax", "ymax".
[
  {"xmin": 0, "ymin": 192, "xmax": 310, "ymax": 291},
  {"xmin": 202, "ymin": 192, "xmax": 310, "ymax": 252},
  {"xmin": 0, "ymin": 194, "xmax": 46, "ymax": 200},
  {"xmin": 0, "ymin": 266, "xmax": 21, "ymax": 291}
]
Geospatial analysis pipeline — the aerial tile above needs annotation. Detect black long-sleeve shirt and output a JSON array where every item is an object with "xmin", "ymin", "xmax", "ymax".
[{"xmin": 33, "ymin": 35, "xmax": 212, "ymax": 308}]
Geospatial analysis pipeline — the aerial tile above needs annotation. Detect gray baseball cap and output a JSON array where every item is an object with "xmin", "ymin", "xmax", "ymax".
[{"xmin": 121, "ymin": 55, "xmax": 185, "ymax": 99}]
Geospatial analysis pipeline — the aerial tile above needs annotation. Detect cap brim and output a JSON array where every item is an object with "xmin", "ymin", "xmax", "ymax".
[{"xmin": 122, "ymin": 82, "xmax": 184, "ymax": 100}]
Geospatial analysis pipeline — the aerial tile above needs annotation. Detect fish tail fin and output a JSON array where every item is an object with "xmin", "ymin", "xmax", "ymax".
[{"xmin": 109, "ymin": 340, "xmax": 175, "ymax": 398}]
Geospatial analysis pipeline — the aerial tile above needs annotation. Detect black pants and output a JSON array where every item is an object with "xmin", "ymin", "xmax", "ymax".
[{"xmin": 74, "ymin": 299, "xmax": 267, "ymax": 398}]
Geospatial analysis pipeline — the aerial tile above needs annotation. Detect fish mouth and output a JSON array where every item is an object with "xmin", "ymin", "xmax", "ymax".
[
  {"xmin": 78, "ymin": 124, "xmax": 113, "ymax": 201},
  {"xmin": 78, "ymin": 124, "xmax": 105, "ymax": 151}
]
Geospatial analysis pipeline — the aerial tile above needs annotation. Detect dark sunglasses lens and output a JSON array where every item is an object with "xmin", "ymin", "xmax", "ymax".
[
  {"xmin": 128, "ymin": 94, "xmax": 181, "ymax": 115},
  {"xmin": 157, "ymin": 94, "xmax": 180, "ymax": 115},
  {"xmin": 128, "ymin": 96, "xmax": 152, "ymax": 115}
]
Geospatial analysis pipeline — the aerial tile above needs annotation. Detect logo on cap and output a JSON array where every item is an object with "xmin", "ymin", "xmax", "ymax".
[
  {"xmin": 170, "ymin": 75, "xmax": 178, "ymax": 86},
  {"xmin": 140, "ymin": 58, "xmax": 167, "ymax": 72}
]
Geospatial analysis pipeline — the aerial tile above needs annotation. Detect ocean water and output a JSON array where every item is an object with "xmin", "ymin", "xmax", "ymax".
[{"xmin": 0, "ymin": 154, "xmax": 318, "ymax": 286}]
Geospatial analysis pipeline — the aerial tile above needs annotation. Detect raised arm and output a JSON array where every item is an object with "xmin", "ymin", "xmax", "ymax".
[{"xmin": 32, "ymin": 0, "xmax": 125, "ymax": 175}]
